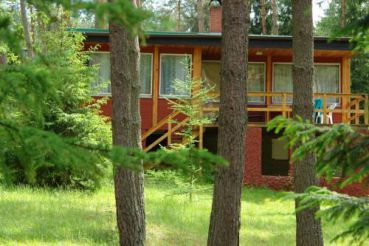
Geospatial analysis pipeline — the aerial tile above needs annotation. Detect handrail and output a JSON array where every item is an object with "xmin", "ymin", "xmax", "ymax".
[{"xmin": 142, "ymin": 111, "xmax": 180, "ymax": 141}]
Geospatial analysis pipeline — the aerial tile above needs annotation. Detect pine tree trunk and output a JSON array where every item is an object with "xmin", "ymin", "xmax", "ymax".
[
  {"xmin": 110, "ymin": 0, "xmax": 145, "ymax": 244},
  {"xmin": 20, "ymin": 0, "xmax": 34, "ymax": 58},
  {"xmin": 197, "ymin": 0, "xmax": 205, "ymax": 32},
  {"xmin": 176, "ymin": 0, "xmax": 181, "ymax": 32},
  {"xmin": 292, "ymin": 1, "xmax": 324, "ymax": 246},
  {"xmin": 341, "ymin": 0, "xmax": 346, "ymax": 28},
  {"xmin": 260, "ymin": 0, "xmax": 267, "ymax": 34},
  {"xmin": 271, "ymin": 0, "xmax": 279, "ymax": 35},
  {"xmin": 207, "ymin": 0, "xmax": 249, "ymax": 245}
]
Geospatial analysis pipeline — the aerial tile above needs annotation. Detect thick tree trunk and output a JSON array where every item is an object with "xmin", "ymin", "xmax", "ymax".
[
  {"xmin": 207, "ymin": 0, "xmax": 249, "ymax": 245},
  {"xmin": 271, "ymin": 0, "xmax": 279, "ymax": 35},
  {"xmin": 110, "ymin": 0, "xmax": 145, "ymax": 245},
  {"xmin": 292, "ymin": 1, "xmax": 324, "ymax": 246},
  {"xmin": 341, "ymin": 0, "xmax": 346, "ymax": 28},
  {"xmin": 197, "ymin": 0, "xmax": 205, "ymax": 32},
  {"xmin": 20, "ymin": 0, "xmax": 34, "ymax": 58},
  {"xmin": 260, "ymin": 0, "xmax": 267, "ymax": 34}
]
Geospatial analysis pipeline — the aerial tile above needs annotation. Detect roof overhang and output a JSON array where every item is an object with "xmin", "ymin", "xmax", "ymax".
[{"xmin": 71, "ymin": 28, "xmax": 352, "ymax": 51}]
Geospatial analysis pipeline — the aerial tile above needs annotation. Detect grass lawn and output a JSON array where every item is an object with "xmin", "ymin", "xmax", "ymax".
[{"xmin": 0, "ymin": 176, "xmax": 356, "ymax": 246}]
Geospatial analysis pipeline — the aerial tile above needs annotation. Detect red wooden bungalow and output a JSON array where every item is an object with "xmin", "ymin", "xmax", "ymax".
[{"xmin": 79, "ymin": 7, "xmax": 369, "ymax": 196}]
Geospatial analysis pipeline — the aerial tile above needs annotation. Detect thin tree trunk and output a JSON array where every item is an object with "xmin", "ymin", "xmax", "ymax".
[
  {"xmin": 95, "ymin": 0, "xmax": 107, "ymax": 28},
  {"xmin": 197, "ymin": 0, "xmax": 205, "ymax": 32},
  {"xmin": 207, "ymin": 0, "xmax": 249, "ymax": 245},
  {"xmin": 341, "ymin": 0, "xmax": 346, "ymax": 28},
  {"xmin": 20, "ymin": 0, "xmax": 34, "ymax": 58},
  {"xmin": 292, "ymin": 1, "xmax": 324, "ymax": 246},
  {"xmin": 110, "ymin": 0, "xmax": 145, "ymax": 244},
  {"xmin": 176, "ymin": 0, "xmax": 181, "ymax": 32},
  {"xmin": 260, "ymin": 0, "xmax": 267, "ymax": 34},
  {"xmin": 271, "ymin": 0, "xmax": 279, "ymax": 35}
]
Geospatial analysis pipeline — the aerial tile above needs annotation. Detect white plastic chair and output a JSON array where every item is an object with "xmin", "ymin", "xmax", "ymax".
[{"xmin": 316, "ymin": 103, "xmax": 337, "ymax": 124}]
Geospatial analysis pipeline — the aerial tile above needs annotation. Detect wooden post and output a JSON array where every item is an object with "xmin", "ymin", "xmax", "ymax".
[
  {"xmin": 342, "ymin": 57, "xmax": 351, "ymax": 123},
  {"xmin": 282, "ymin": 93, "xmax": 287, "ymax": 117},
  {"xmin": 192, "ymin": 47, "xmax": 203, "ymax": 147},
  {"xmin": 152, "ymin": 46, "xmax": 159, "ymax": 125},
  {"xmin": 168, "ymin": 118, "xmax": 172, "ymax": 145},
  {"xmin": 266, "ymin": 56, "xmax": 272, "ymax": 122}
]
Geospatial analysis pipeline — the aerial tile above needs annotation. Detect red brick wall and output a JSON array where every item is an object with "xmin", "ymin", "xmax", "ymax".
[{"xmin": 243, "ymin": 127, "xmax": 368, "ymax": 196}]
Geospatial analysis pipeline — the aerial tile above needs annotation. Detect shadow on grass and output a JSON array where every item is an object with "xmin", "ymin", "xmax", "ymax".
[{"xmin": 0, "ymin": 199, "xmax": 117, "ymax": 245}]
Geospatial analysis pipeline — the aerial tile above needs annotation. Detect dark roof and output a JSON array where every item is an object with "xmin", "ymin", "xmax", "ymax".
[{"xmin": 70, "ymin": 28, "xmax": 352, "ymax": 51}]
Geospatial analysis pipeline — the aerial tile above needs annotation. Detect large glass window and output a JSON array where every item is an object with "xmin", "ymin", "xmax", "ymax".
[
  {"xmin": 272, "ymin": 63, "xmax": 340, "ymax": 104},
  {"xmin": 248, "ymin": 63, "xmax": 265, "ymax": 103},
  {"xmin": 90, "ymin": 52, "xmax": 111, "ymax": 94},
  {"xmin": 140, "ymin": 53, "xmax": 153, "ymax": 96},
  {"xmin": 90, "ymin": 52, "xmax": 153, "ymax": 96},
  {"xmin": 273, "ymin": 63, "xmax": 293, "ymax": 103},
  {"xmin": 202, "ymin": 61, "xmax": 265, "ymax": 103},
  {"xmin": 314, "ymin": 64, "xmax": 340, "ymax": 103},
  {"xmin": 160, "ymin": 54, "xmax": 192, "ymax": 97}
]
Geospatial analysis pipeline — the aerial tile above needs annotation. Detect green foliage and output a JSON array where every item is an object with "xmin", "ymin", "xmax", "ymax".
[
  {"xmin": 268, "ymin": 116, "xmax": 369, "ymax": 244},
  {"xmin": 315, "ymin": 0, "xmax": 369, "ymax": 95},
  {"xmin": 293, "ymin": 186, "xmax": 369, "ymax": 245}
]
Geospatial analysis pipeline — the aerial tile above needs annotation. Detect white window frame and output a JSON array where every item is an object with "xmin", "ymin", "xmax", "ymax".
[
  {"xmin": 159, "ymin": 53, "xmax": 192, "ymax": 98},
  {"xmin": 140, "ymin": 52, "xmax": 153, "ymax": 98},
  {"xmin": 202, "ymin": 60, "xmax": 266, "ymax": 104},
  {"xmin": 90, "ymin": 51, "xmax": 153, "ymax": 98},
  {"xmin": 90, "ymin": 51, "xmax": 111, "ymax": 97}
]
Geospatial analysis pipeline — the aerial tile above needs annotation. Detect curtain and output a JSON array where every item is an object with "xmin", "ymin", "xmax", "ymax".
[
  {"xmin": 90, "ymin": 52, "xmax": 111, "ymax": 94},
  {"xmin": 248, "ymin": 63, "xmax": 265, "ymax": 103},
  {"xmin": 140, "ymin": 54, "xmax": 152, "ymax": 95},
  {"xmin": 202, "ymin": 61, "xmax": 220, "ymax": 94},
  {"xmin": 314, "ymin": 65, "xmax": 340, "ymax": 104},
  {"xmin": 160, "ymin": 55, "xmax": 191, "ymax": 96},
  {"xmin": 273, "ymin": 64, "xmax": 293, "ymax": 104}
]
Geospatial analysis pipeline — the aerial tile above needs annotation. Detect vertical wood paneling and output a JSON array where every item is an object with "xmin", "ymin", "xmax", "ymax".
[{"xmin": 152, "ymin": 46, "xmax": 159, "ymax": 125}]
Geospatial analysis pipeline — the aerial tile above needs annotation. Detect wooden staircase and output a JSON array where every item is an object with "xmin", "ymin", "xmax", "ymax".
[{"xmin": 141, "ymin": 111, "xmax": 201, "ymax": 152}]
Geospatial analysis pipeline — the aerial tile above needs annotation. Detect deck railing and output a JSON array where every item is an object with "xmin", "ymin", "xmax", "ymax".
[{"xmin": 203, "ymin": 92, "xmax": 369, "ymax": 126}]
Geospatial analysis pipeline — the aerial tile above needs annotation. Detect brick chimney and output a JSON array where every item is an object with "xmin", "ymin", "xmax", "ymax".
[{"xmin": 209, "ymin": 6, "xmax": 222, "ymax": 32}]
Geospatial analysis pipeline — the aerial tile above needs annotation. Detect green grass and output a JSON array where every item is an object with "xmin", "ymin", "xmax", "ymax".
[{"xmin": 0, "ymin": 178, "xmax": 357, "ymax": 246}]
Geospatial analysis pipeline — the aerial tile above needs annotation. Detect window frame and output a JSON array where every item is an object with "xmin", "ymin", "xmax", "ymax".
[
  {"xmin": 201, "ymin": 60, "xmax": 266, "ymax": 104},
  {"xmin": 90, "ymin": 51, "xmax": 154, "ymax": 98},
  {"xmin": 159, "ymin": 53, "xmax": 193, "ymax": 98},
  {"xmin": 271, "ymin": 62, "xmax": 341, "ymax": 104},
  {"xmin": 248, "ymin": 61, "xmax": 266, "ymax": 104},
  {"xmin": 90, "ymin": 51, "xmax": 111, "ymax": 97},
  {"xmin": 140, "ymin": 52, "xmax": 153, "ymax": 98}
]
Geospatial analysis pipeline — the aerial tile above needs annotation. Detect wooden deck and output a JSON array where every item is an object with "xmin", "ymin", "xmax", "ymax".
[{"xmin": 142, "ymin": 92, "xmax": 369, "ymax": 151}]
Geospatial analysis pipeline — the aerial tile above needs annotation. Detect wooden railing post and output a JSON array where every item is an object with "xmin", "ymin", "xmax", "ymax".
[
  {"xmin": 282, "ymin": 93, "xmax": 287, "ymax": 118},
  {"xmin": 355, "ymin": 97, "xmax": 360, "ymax": 125},
  {"xmin": 168, "ymin": 117, "xmax": 172, "ymax": 146},
  {"xmin": 364, "ymin": 94, "xmax": 369, "ymax": 125},
  {"xmin": 323, "ymin": 94, "xmax": 327, "ymax": 124}
]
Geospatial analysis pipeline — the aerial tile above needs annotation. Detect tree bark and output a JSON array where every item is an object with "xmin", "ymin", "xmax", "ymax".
[
  {"xmin": 341, "ymin": 0, "xmax": 346, "ymax": 28},
  {"xmin": 110, "ymin": 0, "xmax": 145, "ymax": 245},
  {"xmin": 292, "ymin": 1, "xmax": 324, "ymax": 246},
  {"xmin": 271, "ymin": 0, "xmax": 279, "ymax": 35},
  {"xmin": 197, "ymin": 0, "xmax": 205, "ymax": 32},
  {"xmin": 176, "ymin": 0, "xmax": 181, "ymax": 32},
  {"xmin": 260, "ymin": 0, "xmax": 267, "ymax": 34},
  {"xmin": 207, "ymin": 0, "xmax": 249, "ymax": 245},
  {"xmin": 20, "ymin": 0, "xmax": 34, "ymax": 58}
]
